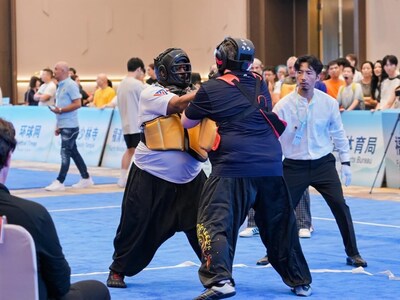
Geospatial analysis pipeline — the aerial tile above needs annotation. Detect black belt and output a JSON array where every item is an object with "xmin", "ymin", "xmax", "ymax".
[{"xmin": 140, "ymin": 132, "xmax": 146, "ymax": 145}]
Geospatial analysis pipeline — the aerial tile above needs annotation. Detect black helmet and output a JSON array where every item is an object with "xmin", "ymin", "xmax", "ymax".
[
  {"xmin": 214, "ymin": 37, "xmax": 255, "ymax": 73},
  {"xmin": 154, "ymin": 48, "xmax": 191, "ymax": 88}
]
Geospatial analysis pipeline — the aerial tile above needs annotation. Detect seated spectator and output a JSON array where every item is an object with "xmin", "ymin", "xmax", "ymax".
[
  {"xmin": 91, "ymin": 73, "xmax": 116, "ymax": 108},
  {"xmin": 24, "ymin": 76, "xmax": 41, "ymax": 106},
  {"xmin": 0, "ymin": 118, "xmax": 110, "ymax": 300}
]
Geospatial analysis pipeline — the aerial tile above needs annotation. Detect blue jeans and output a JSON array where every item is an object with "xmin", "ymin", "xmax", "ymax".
[{"xmin": 57, "ymin": 127, "xmax": 89, "ymax": 183}]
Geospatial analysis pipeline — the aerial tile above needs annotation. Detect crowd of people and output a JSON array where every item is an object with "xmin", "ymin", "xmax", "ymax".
[{"xmin": 1, "ymin": 38, "xmax": 399, "ymax": 300}]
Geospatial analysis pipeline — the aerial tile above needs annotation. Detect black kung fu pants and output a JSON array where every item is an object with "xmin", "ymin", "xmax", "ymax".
[
  {"xmin": 197, "ymin": 175, "xmax": 312, "ymax": 288},
  {"xmin": 110, "ymin": 163, "xmax": 206, "ymax": 276}
]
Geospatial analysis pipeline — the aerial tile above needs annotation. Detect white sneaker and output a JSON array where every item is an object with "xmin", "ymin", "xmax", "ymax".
[
  {"xmin": 299, "ymin": 228, "xmax": 311, "ymax": 238},
  {"xmin": 72, "ymin": 177, "xmax": 94, "ymax": 189},
  {"xmin": 239, "ymin": 227, "xmax": 259, "ymax": 237},
  {"xmin": 45, "ymin": 180, "xmax": 65, "ymax": 192},
  {"xmin": 117, "ymin": 177, "xmax": 126, "ymax": 188}
]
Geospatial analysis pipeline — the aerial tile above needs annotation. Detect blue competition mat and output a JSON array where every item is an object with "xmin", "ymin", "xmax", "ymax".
[{"xmin": 7, "ymin": 168, "xmax": 118, "ymax": 189}]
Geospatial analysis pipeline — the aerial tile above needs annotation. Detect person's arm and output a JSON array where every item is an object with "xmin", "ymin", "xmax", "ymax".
[
  {"xmin": 381, "ymin": 90, "xmax": 396, "ymax": 110},
  {"xmin": 36, "ymin": 208, "xmax": 71, "ymax": 298},
  {"xmin": 166, "ymin": 91, "xmax": 197, "ymax": 115},
  {"xmin": 346, "ymin": 99, "xmax": 360, "ymax": 111},
  {"xmin": 181, "ymin": 110, "xmax": 201, "ymax": 128}
]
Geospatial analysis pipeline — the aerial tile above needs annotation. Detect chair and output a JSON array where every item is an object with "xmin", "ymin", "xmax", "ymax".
[{"xmin": 0, "ymin": 215, "xmax": 39, "ymax": 300}]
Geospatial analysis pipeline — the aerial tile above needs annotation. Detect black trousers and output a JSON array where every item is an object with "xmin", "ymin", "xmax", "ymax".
[
  {"xmin": 197, "ymin": 176, "xmax": 311, "ymax": 288},
  {"xmin": 110, "ymin": 164, "xmax": 206, "ymax": 276},
  {"xmin": 58, "ymin": 280, "xmax": 110, "ymax": 300},
  {"xmin": 283, "ymin": 153, "xmax": 360, "ymax": 257}
]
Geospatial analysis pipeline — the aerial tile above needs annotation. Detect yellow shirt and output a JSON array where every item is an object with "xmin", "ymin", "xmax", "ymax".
[{"xmin": 93, "ymin": 86, "xmax": 116, "ymax": 107}]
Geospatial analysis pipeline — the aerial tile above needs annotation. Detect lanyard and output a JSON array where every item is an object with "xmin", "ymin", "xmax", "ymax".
[{"xmin": 293, "ymin": 92, "xmax": 314, "ymax": 145}]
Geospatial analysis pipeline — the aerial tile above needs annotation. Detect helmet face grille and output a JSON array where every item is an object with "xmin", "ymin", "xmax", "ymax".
[{"xmin": 155, "ymin": 48, "xmax": 191, "ymax": 88}]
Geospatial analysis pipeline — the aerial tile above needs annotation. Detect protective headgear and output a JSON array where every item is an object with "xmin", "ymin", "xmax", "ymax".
[
  {"xmin": 154, "ymin": 48, "xmax": 192, "ymax": 88},
  {"xmin": 214, "ymin": 37, "xmax": 255, "ymax": 73}
]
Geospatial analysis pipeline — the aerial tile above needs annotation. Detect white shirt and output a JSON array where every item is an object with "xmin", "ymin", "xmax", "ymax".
[
  {"xmin": 37, "ymin": 81, "xmax": 56, "ymax": 106},
  {"xmin": 380, "ymin": 77, "xmax": 400, "ymax": 109},
  {"xmin": 117, "ymin": 76, "xmax": 146, "ymax": 134},
  {"xmin": 134, "ymin": 84, "xmax": 202, "ymax": 184},
  {"xmin": 273, "ymin": 89, "xmax": 350, "ymax": 163}
]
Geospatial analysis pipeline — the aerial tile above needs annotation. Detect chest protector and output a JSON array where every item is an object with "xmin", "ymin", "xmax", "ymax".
[{"xmin": 142, "ymin": 114, "xmax": 217, "ymax": 162}]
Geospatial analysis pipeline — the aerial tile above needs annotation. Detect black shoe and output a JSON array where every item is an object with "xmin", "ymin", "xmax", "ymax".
[
  {"xmin": 346, "ymin": 255, "xmax": 368, "ymax": 267},
  {"xmin": 291, "ymin": 284, "xmax": 312, "ymax": 297},
  {"xmin": 106, "ymin": 270, "xmax": 127, "ymax": 288},
  {"xmin": 256, "ymin": 255, "xmax": 269, "ymax": 266},
  {"xmin": 194, "ymin": 283, "xmax": 236, "ymax": 300}
]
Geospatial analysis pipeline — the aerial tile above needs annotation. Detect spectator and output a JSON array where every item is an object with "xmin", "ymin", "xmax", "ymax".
[
  {"xmin": 324, "ymin": 60, "xmax": 345, "ymax": 98},
  {"xmin": 24, "ymin": 76, "xmax": 41, "ymax": 106},
  {"xmin": 91, "ymin": 74, "xmax": 116, "ymax": 108},
  {"xmin": 191, "ymin": 72, "xmax": 202, "ymax": 89},
  {"xmin": 70, "ymin": 74, "xmax": 89, "ymax": 106},
  {"xmin": 0, "ymin": 117, "xmax": 110, "ymax": 300},
  {"xmin": 34, "ymin": 68, "xmax": 57, "ymax": 106},
  {"xmin": 371, "ymin": 60, "xmax": 384, "ymax": 105},
  {"xmin": 346, "ymin": 53, "xmax": 363, "ymax": 82},
  {"xmin": 146, "ymin": 63, "xmax": 157, "ymax": 84},
  {"xmin": 337, "ymin": 65, "xmax": 364, "ymax": 110},
  {"xmin": 378, "ymin": 55, "xmax": 400, "ymax": 110},
  {"xmin": 359, "ymin": 61, "xmax": 377, "ymax": 110}
]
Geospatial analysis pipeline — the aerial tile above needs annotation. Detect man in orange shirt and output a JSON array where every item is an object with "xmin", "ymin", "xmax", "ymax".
[{"xmin": 324, "ymin": 60, "xmax": 345, "ymax": 98}]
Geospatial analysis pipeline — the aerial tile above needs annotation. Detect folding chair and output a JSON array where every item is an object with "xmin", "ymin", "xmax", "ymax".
[{"xmin": 0, "ymin": 215, "xmax": 39, "ymax": 300}]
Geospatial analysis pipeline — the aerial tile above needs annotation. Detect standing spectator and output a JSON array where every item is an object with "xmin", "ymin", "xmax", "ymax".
[
  {"xmin": 337, "ymin": 65, "xmax": 364, "ymax": 110},
  {"xmin": 24, "ymin": 76, "xmax": 41, "ymax": 106},
  {"xmin": 45, "ymin": 61, "xmax": 94, "ymax": 191},
  {"xmin": 324, "ymin": 60, "xmax": 345, "ymax": 98},
  {"xmin": 378, "ymin": 55, "xmax": 400, "ymax": 110},
  {"xmin": 70, "ymin": 74, "xmax": 89, "ymax": 106},
  {"xmin": 358, "ymin": 61, "xmax": 377, "ymax": 110},
  {"xmin": 251, "ymin": 58, "xmax": 264, "ymax": 76},
  {"xmin": 34, "ymin": 68, "xmax": 57, "ymax": 106},
  {"xmin": 280, "ymin": 56, "xmax": 298, "ymax": 99},
  {"xmin": 182, "ymin": 37, "xmax": 312, "ymax": 299},
  {"xmin": 116, "ymin": 57, "xmax": 146, "ymax": 188},
  {"xmin": 106, "ymin": 48, "xmax": 206, "ymax": 289},
  {"xmin": 0, "ymin": 118, "xmax": 110, "ymax": 300},
  {"xmin": 91, "ymin": 73, "xmax": 116, "ymax": 108},
  {"xmin": 146, "ymin": 63, "xmax": 157, "ymax": 84},
  {"xmin": 273, "ymin": 55, "xmax": 367, "ymax": 269}
]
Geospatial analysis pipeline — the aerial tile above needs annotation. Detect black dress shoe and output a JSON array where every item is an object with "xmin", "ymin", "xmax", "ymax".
[
  {"xmin": 256, "ymin": 255, "xmax": 269, "ymax": 266},
  {"xmin": 346, "ymin": 254, "xmax": 367, "ymax": 267}
]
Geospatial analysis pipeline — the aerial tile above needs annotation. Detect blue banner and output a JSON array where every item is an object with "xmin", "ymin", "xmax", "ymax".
[
  {"xmin": 101, "ymin": 108, "xmax": 127, "ymax": 168},
  {"xmin": 0, "ymin": 106, "xmax": 56, "ymax": 162},
  {"xmin": 46, "ymin": 107, "xmax": 114, "ymax": 167},
  {"xmin": 334, "ymin": 111, "xmax": 385, "ymax": 187},
  {"xmin": 382, "ymin": 110, "xmax": 400, "ymax": 188}
]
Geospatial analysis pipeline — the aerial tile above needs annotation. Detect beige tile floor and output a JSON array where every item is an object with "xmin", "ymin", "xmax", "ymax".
[{"xmin": 9, "ymin": 160, "xmax": 400, "ymax": 202}]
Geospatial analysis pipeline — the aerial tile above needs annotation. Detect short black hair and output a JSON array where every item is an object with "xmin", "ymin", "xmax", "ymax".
[
  {"xmin": 69, "ymin": 67, "xmax": 77, "ymax": 75},
  {"xmin": 42, "ymin": 68, "xmax": 53, "ymax": 77},
  {"xmin": 294, "ymin": 55, "xmax": 323, "ymax": 75},
  {"xmin": 127, "ymin": 57, "xmax": 145, "ymax": 73},
  {"xmin": 382, "ymin": 55, "xmax": 398, "ymax": 66},
  {"xmin": 0, "ymin": 118, "xmax": 17, "ymax": 170},
  {"xmin": 343, "ymin": 65, "xmax": 355, "ymax": 74},
  {"xmin": 336, "ymin": 57, "xmax": 351, "ymax": 68}
]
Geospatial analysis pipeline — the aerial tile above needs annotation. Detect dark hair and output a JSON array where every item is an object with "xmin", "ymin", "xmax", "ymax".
[
  {"xmin": 0, "ymin": 118, "xmax": 17, "ymax": 170},
  {"xmin": 69, "ymin": 67, "xmax": 77, "ymax": 75},
  {"xmin": 382, "ymin": 55, "xmax": 398, "ymax": 67},
  {"xmin": 191, "ymin": 72, "xmax": 202, "ymax": 85},
  {"xmin": 336, "ymin": 57, "xmax": 351, "ymax": 68},
  {"xmin": 148, "ymin": 63, "xmax": 154, "ymax": 70},
  {"xmin": 343, "ymin": 65, "xmax": 355, "ymax": 74},
  {"xmin": 127, "ymin": 57, "xmax": 145, "ymax": 73},
  {"xmin": 263, "ymin": 66, "xmax": 278, "ymax": 82},
  {"xmin": 294, "ymin": 55, "xmax": 323, "ymax": 75},
  {"xmin": 107, "ymin": 79, "xmax": 113, "ymax": 88},
  {"xmin": 42, "ymin": 68, "xmax": 53, "ymax": 78},
  {"xmin": 327, "ymin": 60, "xmax": 339, "ymax": 68},
  {"xmin": 29, "ymin": 76, "xmax": 40, "ymax": 89},
  {"xmin": 371, "ymin": 60, "xmax": 384, "ymax": 100}
]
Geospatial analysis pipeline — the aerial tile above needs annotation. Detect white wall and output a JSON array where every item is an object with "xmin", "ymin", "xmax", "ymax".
[{"xmin": 366, "ymin": 0, "xmax": 400, "ymax": 62}]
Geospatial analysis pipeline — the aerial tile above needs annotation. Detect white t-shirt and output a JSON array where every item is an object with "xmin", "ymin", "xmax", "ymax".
[
  {"xmin": 117, "ymin": 76, "xmax": 146, "ymax": 134},
  {"xmin": 37, "ymin": 81, "xmax": 56, "ymax": 106},
  {"xmin": 133, "ymin": 84, "xmax": 202, "ymax": 184},
  {"xmin": 380, "ymin": 77, "xmax": 400, "ymax": 109}
]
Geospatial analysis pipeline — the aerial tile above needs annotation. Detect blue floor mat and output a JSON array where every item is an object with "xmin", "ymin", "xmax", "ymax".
[
  {"xmin": 7, "ymin": 168, "xmax": 118, "ymax": 189},
  {"xmin": 27, "ymin": 192, "xmax": 400, "ymax": 300}
]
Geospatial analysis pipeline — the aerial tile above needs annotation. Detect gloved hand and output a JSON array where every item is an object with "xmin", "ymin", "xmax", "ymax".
[{"xmin": 341, "ymin": 164, "xmax": 352, "ymax": 186}]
